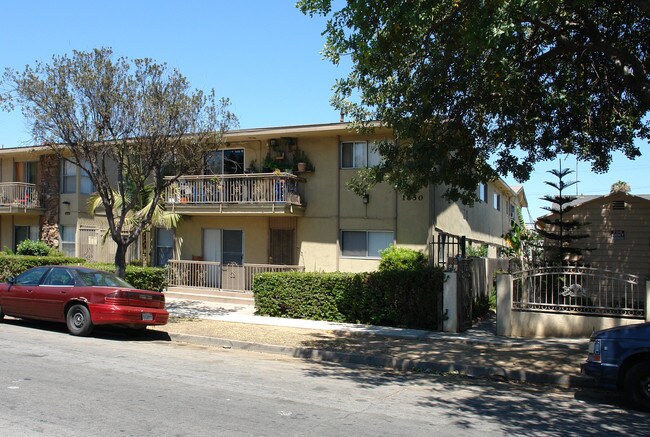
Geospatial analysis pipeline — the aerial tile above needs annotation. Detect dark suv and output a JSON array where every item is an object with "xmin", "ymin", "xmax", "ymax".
[{"xmin": 581, "ymin": 322, "xmax": 650, "ymax": 410}]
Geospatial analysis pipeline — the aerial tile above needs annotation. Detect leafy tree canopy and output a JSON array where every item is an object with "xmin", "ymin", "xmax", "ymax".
[
  {"xmin": 299, "ymin": 0, "xmax": 649, "ymax": 203},
  {"xmin": 1, "ymin": 48, "xmax": 238, "ymax": 276}
]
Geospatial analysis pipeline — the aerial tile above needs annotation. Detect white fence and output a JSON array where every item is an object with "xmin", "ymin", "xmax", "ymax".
[{"xmin": 167, "ymin": 259, "xmax": 304, "ymax": 292}]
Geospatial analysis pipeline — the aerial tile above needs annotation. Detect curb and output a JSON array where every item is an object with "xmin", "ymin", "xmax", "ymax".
[{"xmin": 166, "ymin": 332, "xmax": 594, "ymax": 389}]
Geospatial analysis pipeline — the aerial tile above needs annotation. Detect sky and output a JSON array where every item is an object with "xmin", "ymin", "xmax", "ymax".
[{"xmin": 0, "ymin": 0, "xmax": 648, "ymax": 223}]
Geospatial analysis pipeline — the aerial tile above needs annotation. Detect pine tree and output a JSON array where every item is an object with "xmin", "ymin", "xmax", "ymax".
[{"xmin": 536, "ymin": 164, "xmax": 589, "ymax": 264}]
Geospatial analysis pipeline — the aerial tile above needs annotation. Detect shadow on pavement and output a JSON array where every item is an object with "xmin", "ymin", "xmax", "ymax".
[{"xmin": 2, "ymin": 317, "xmax": 171, "ymax": 342}]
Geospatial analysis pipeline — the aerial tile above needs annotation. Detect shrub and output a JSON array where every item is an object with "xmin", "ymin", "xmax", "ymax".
[
  {"xmin": 378, "ymin": 245, "xmax": 427, "ymax": 271},
  {"xmin": 254, "ymin": 267, "xmax": 445, "ymax": 330},
  {"xmin": 81, "ymin": 263, "xmax": 168, "ymax": 292},
  {"xmin": 0, "ymin": 255, "xmax": 85, "ymax": 282},
  {"xmin": 16, "ymin": 239, "xmax": 51, "ymax": 256}
]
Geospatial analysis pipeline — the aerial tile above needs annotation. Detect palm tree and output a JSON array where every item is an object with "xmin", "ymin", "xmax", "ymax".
[{"xmin": 88, "ymin": 185, "xmax": 181, "ymax": 266}]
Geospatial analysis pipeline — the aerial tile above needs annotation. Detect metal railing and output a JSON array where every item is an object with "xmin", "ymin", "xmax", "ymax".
[
  {"xmin": 164, "ymin": 173, "xmax": 304, "ymax": 207},
  {"xmin": 167, "ymin": 259, "xmax": 304, "ymax": 292},
  {"xmin": 512, "ymin": 265, "xmax": 644, "ymax": 318},
  {"xmin": 0, "ymin": 183, "xmax": 40, "ymax": 208}
]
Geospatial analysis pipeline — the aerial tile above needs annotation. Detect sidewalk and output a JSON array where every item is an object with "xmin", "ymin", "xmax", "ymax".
[{"xmin": 154, "ymin": 298, "xmax": 593, "ymax": 388}]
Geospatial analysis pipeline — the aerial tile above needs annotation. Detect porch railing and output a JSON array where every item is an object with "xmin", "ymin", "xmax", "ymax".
[
  {"xmin": 167, "ymin": 260, "xmax": 305, "ymax": 292},
  {"xmin": 164, "ymin": 173, "xmax": 304, "ymax": 207},
  {"xmin": 512, "ymin": 265, "xmax": 643, "ymax": 318},
  {"xmin": 0, "ymin": 182, "xmax": 40, "ymax": 208}
]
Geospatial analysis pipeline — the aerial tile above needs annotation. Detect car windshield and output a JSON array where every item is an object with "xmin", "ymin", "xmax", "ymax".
[{"xmin": 77, "ymin": 271, "xmax": 133, "ymax": 288}]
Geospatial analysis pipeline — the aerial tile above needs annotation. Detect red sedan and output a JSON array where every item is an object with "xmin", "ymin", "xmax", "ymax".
[{"xmin": 0, "ymin": 266, "xmax": 169, "ymax": 336}]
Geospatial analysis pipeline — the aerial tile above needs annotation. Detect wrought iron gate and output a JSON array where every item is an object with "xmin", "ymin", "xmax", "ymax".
[{"xmin": 456, "ymin": 259, "xmax": 474, "ymax": 331}]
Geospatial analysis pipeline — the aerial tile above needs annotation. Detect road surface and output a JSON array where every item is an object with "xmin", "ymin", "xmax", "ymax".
[{"xmin": 0, "ymin": 319, "xmax": 647, "ymax": 436}]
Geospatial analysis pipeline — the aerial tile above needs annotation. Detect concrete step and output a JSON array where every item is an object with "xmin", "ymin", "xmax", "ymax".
[{"xmin": 165, "ymin": 287, "xmax": 255, "ymax": 305}]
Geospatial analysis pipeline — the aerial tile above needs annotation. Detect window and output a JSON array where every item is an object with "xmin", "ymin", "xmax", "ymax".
[
  {"xmin": 62, "ymin": 160, "xmax": 76, "ymax": 193},
  {"xmin": 15, "ymin": 267, "xmax": 50, "ymax": 286},
  {"xmin": 15, "ymin": 161, "xmax": 37, "ymax": 184},
  {"xmin": 341, "ymin": 230, "xmax": 394, "ymax": 258},
  {"xmin": 494, "ymin": 193, "xmax": 501, "ymax": 211},
  {"xmin": 510, "ymin": 203, "xmax": 516, "ymax": 220},
  {"xmin": 80, "ymin": 161, "xmax": 94, "ymax": 194},
  {"xmin": 155, "ymin": 228, "xmax": 174, "ymax": 266},
  {"xmin": 60, "ymin": 225, "xmax": 76, "ymax": 257},
  {"xmin": 222, "ymin": 230, "xmax": 244, "ymax": 264},
  {"xmin": 14, "ymin": 225, "xmax": 39, "ymax": 251},
  {"xmin": 478, "ymin": 183, "xmax": 488, "ymax": 202},
  {"xmin": 205, "ymin": 149, "xmax": 244, "ymax": 175},
  {"xmin": 43, "ymin": 268, "xmax": 75, "ymax": 286},
  {"xmin": 340, "ymin": 141, "xmax": 381, "ymax": 169}
]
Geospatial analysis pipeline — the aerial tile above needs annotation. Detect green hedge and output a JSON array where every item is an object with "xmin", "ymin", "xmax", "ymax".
[
  {"xmin": 254, "ymin": 267, "xmax": 445, "ymax": 330},
  {"xmin": 0, "ymin": 255, "xmax": 85, "ymax": 282},
  {"xmin": 81, "ymin": 263, "xmax": 168, "ymax": 292}
]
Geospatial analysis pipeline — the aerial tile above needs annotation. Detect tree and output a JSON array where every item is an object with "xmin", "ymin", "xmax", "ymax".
[
  {"xmin": 536, "ymin": 164, "xmax": 589, "ymax": 264},
  {"xmin": 88, "ymin": 184, "xmax": 181, "ymax": 267},
  {"xmin": 610, "ymin": 180, "xmax": 631, "ymax": 194},
  {"xmin": 1, "ymin": 48, "xmax": 238, "ymax": 277},
  {"xmin": 298, "ymin": 1, "xmax": 649, "ymax": 203}
]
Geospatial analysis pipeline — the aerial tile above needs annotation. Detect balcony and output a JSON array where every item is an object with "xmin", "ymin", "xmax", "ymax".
[
  {"xmin": 164, "ymin": 173, "xmax": 306, "ymax": 215},
  {"xmin": 0, "ymin": 183, "xmax": 42, "ymax": 213}
]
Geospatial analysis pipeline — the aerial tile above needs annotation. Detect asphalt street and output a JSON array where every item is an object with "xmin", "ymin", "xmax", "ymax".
[{"xmin": 1, "ymin": 320, "xmax": 648, "ymax": 436}]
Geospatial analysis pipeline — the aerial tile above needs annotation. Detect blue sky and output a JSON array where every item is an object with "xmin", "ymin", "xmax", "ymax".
[{"xmin": 1, "ymin": 1, "xmax": 648, "ymax": 222}]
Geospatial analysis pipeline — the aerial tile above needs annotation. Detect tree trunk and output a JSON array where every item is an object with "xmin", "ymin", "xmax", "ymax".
[{"xmin": 115, "ymin": 242, "xmax": 128, "ymax": 278}]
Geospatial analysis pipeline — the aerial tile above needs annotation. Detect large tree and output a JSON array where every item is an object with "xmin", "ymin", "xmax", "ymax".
[
  {"xmin": 299, "ymin": 0, "xmax": 649, "ymax": 203},
  {"xmin": 2, "ymin": 48, "xmax": 238, "ymax": 277}
]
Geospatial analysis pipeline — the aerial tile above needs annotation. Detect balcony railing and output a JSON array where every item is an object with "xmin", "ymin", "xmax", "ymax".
[
  {"xmin": 164, "ymin": 173, "xmax": 304, "ymax": 207},
  {"xmin": 167, "ymin": 260, "xmax": 304, "ymax": 292},
  {"xmin": 0, "ymin": 183, "xmax": 40, "ymax": 209}
]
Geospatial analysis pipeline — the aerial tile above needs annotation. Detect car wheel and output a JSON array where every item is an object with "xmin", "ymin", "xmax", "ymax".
[
  {"xmin": 66, "ymin": 304, "xmax": 94, "ymax": 336},
  {"xmin": 624, "ymin": 362, "xmax": 650, "ymax": 411},
  {"xmin": 0, "ymin": 304, "xmax": 4, "ymax": 321}
]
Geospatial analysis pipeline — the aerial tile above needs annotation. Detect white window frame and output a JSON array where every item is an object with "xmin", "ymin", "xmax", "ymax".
[
  {"xmin": 60, "ymin": 225, "xmax": 76, "ymax": 257},
  {"xmin": 80, "ymin": 160, "xmax": 94, "ymax": 194},
  {"xmin": 340, "ymin": 141, "xmax": 381, "ymax": 169},
  {"xmin": 494, "ymin": 192, "xmax": 501, "ymax": 211},
  {"xmin": 478, "ymin": 183, "xmax": 488, "ymax": 203},
  {"xmin": 62, "ymin": 160, "xmax": 76, "ymax": 194},
  {"xmin": 155, "ymin": 228, "xmax": 174, "ymax": 266},
  {"xmin": 340, "ymin": 230, "xmax": 394, "ymax": 259}
]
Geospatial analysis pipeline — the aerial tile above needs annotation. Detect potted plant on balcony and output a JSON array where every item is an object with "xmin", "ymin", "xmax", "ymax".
[{"xmin": 294, "ymin": 150, "xmax": 313, "ymax": 172}]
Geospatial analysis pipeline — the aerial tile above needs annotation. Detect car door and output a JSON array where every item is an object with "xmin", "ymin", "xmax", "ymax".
[
  {"xmin": 3, "ymin": 267, "xmax": 51, "ymax": 318},
  {"xmin": 37, "ymin": 267, "xmax": 76, "ymax": 321}
]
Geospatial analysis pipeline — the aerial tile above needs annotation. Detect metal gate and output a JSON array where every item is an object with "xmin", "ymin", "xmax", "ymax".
[{"xmin": 456, "ymin": 259, "xmax": 474, "ymax": 332}]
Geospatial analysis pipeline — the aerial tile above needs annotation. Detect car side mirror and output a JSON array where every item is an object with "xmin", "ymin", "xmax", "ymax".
[{"xmin": 6, "ymin": 276, "xmax": 15, "ymax": 285}]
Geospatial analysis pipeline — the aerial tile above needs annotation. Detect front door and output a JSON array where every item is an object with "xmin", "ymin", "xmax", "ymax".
[{"xmin": 221, "ymin": 230, "xmax": 244, "ymax": 291}]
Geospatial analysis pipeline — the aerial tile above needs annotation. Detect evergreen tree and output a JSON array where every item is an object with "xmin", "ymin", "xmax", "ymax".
[{"xmin": 536, "ymin": 164, "xmax": 589, "ymax": 264}]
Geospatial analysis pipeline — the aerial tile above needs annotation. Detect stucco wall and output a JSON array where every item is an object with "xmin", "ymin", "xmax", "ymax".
[{"xmin": 497, "ymin": 273, "xmax": 650, "ymax": 338}]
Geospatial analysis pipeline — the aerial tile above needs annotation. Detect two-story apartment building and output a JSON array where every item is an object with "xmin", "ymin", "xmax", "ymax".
[{"xmin": 0, "ymin": 122, "xmax": 527, "ymax": 295}]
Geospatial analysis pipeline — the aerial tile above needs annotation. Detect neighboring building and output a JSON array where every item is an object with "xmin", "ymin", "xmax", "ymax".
[
  {"xmin": 536, "ymin": 191, "xmax": 650, "ymax": 281},
  {"xmin": 0, "ymin": 122, "xmax": 527, "ymax": 292}
]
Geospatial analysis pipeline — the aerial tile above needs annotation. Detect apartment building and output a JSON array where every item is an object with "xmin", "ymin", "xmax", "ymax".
[{"xmin": 0, "ymin": 122, "xmax": 527, "ymax": 293}]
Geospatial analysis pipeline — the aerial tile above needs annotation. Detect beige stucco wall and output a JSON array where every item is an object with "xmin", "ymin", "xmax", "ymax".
[
  {"xmin": 507, "ymin": 311, "xmax": 644, "ymax": 338},
  {"xmin": 431, "ymin": 182, "xmax": 518, "ymax": 255},
  {"xmin": 173, "ymin": 216, "xmax": 269, "ymax": 264}
]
